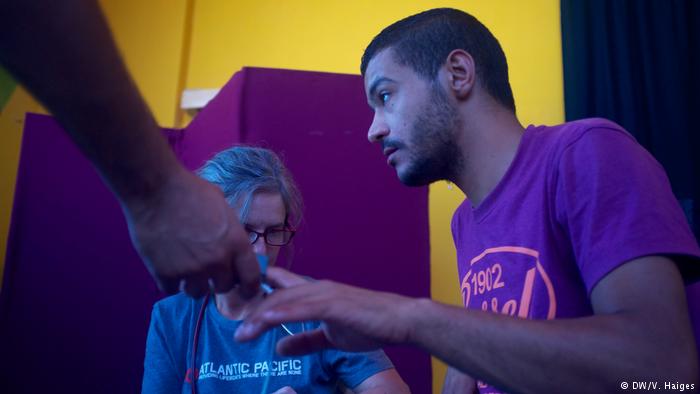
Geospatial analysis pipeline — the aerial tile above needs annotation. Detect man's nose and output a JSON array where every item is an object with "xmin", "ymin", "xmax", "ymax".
[{"xmin": 368, "ymin": 113, "xmax": 389, "ymax": 143}]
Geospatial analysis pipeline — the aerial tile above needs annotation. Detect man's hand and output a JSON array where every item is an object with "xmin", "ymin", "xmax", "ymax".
[
  {"xmin": 265, "ymin": 267, "xmax": 310, "ymax": 288},
  {"xmin": 124, "ymin": 169, "xmax": 259, "ymax": 297},
  {"xmin": 235, "ymin": 267, "xmax": 416, "ymax": 354}
]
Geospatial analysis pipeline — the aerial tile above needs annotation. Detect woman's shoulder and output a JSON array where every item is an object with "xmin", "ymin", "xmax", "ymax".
[{"xmin": 151, "ymin": 292, "xmax": 202, "ymax": 322}]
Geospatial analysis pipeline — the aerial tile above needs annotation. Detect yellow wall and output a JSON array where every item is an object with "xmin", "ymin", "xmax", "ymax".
[
  {"xmin": 0, "ymin": 88, "xmax": 46, "ymax": 281},
  {"xmin": 98, "ymin": 0, "xmax": 190, "ymax": 127},
  {"xmin": 0, "ymin": 1, "xmax": 563, "ymax": 392}
]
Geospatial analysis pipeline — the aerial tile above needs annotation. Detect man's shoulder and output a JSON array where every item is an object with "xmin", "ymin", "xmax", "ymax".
[
  {"xmin": 558, "ymin": 117, "xmax": 624, "ymax": 130},
  {"xmin": 450, "ymin": 198, "xmax": 472, "ymax": 233},
  {"xmin": 529, "ymin": 118, "xmax": 641, "ymax": 166},
  {"xmin": 537, "ymin": 118, "xmax": 630, "ymax": 145}
]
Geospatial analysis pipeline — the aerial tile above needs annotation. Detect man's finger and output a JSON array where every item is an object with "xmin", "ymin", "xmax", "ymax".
[
  {"xmin": 235, "ymin": 293, "xmax": 323, "ymax": 341},
  {"xmin": 276, "ymin": 328, "xmax": 333, "ymax": 356},
  {"xmin": 265, "ymin": 267, "xmax": 311, "ymax": 288},
  {"xmin": 233, "ymin": 249, "xmax": 260, "ymax": 299},
  {"xmin": 183, "ymin": 275, "xmax": 209, "ymax": 298},
  {"xmin": 157, "ymin": 276, "xmax": 180, "ymax": 295},
  {"xmin": 209, "ymin": 265, "xmax": 235, "ymax": 293},
  {"xmin": 226, "ymin": 207, "xmax": 260, "ymax": 299}
]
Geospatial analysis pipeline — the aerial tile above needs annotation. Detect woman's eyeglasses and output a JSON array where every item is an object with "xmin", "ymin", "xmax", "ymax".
[{"xmin": 246, "ymin": 227, "xmax": 296, "ymax": 246}]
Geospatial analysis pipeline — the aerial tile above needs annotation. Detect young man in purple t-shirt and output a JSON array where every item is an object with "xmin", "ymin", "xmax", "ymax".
[{"xmin": 236, "ymin": 8, "xmax": 700, "ymax": 393}]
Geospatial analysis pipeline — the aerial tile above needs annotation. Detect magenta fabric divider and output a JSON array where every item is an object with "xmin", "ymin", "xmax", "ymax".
[
  {"xmin": 688, "ymin": 283, "xmax": 700, "ymax": 361},
  {"xmin": 179, "ymin": 70, "xmax": 245, "ymax": 171},
  {"xmin": 185, "ymin": 67, "xmax": 432, "ymax": 392},
  {"xmin": 1, "ymin": 67, "xmax": 431, "ymax": 393},
  {"xmin": 0, "ymin": 113, "xmax": 171, "ymax": 393}
]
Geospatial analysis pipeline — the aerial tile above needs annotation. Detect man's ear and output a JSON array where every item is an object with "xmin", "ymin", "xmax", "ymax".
[{"xmin": 444, "ymin": 49, "xmax": 475, "ymax": 100}]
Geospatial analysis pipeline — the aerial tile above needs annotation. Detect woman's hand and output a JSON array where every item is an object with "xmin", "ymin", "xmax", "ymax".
[{"xmin": 270, "ymin": 386, "xmax": 297, "ymax": 394}]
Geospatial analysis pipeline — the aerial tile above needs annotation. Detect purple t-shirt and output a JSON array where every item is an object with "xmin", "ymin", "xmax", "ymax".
[{"xmin": 451, "ymin": 118, "xmax": 700, "ymax": 393}]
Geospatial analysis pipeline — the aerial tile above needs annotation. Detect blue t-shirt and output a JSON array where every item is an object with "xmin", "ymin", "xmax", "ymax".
[{"xmin": 142, "ymin": 293, "xmax": 394, "ymax": 394}]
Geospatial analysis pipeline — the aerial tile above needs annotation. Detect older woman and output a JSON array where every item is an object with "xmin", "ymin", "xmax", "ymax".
[{"xmin": 142, "ymin": 146, "xmax": 409, "ymax": 394}]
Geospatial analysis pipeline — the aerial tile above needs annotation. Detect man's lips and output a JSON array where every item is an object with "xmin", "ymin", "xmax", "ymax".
[{"xmin": 383, "ymin": 147, "xmax": 398, "ymax": 165}]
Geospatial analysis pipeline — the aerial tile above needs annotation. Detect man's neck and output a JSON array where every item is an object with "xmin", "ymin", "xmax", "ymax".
[{"xmin": 452, "ymin": 104, "xmax": 524, "ymax": 207}]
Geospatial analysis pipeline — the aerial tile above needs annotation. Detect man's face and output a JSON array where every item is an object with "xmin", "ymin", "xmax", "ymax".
[{"xmin": 364, "ymin": 49, "xmax": 461, "ymax": 186}]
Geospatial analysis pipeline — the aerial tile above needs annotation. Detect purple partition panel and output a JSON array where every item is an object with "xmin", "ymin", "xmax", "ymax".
[
  {"xmin": 688, "ymin": 282, "xmax": 700, "ymax": 363},
  {"xmin": 0, "ymin": 114, "xmax": 176, "ymax": 393},
  {"xmin": 185, "ymin": 67, "xmax": 432, "ymax": 393},
  {"xmin": 179, "ymin": 71, "xmax": 244, "ymax": 170}
]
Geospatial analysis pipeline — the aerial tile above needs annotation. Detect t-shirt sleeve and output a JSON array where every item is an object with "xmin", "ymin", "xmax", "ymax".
[
  {"xmin": 321, "ymin": 347, "xmax": 395, "ymax": 389},
  {"xmin": 142, "ymin": 303, "xmax": 182, "ymax": 394},
  {"xmin": 555, "ymin": 125, "xmax": 700, "ymax": 294}
]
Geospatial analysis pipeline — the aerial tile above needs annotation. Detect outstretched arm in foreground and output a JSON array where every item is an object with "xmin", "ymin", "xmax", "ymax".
[{"xmin": 0, "ymin": 0, "xmax": 258, "ymax": 297}]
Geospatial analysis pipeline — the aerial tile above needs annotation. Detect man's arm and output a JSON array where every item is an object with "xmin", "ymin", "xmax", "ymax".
[
  {"xmin": 0, "ymin": 0, "xmax": 259, "ymax": 296},
  {"xmin": 239, "ymin": 257, "xmax": 698, "ymax": 393}
]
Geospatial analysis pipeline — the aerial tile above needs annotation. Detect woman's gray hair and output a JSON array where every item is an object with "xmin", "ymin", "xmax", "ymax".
[{"xmin": 197, "ymin": 146, "xmax": 303, "ymax": 227}]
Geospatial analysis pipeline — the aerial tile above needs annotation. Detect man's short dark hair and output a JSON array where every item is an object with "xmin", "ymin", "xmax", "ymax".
[{"xmin": 361, "ymin": 8, "xmax": 516, "ymax": 113}]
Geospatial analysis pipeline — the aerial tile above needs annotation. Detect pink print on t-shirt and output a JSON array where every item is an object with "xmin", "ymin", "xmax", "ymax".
[{"xmin": 461, "ymin": 246, "xmax": 556, "ymax": 320}]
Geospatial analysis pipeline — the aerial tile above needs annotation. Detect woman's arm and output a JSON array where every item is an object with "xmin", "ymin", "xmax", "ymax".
[
  {"xmin": 352, "ymin": 369, "xmax": 410, "ymax": 394},
  {"xmin": 441, "ymin": 366, "xmax": 476, "ymax": 394}
]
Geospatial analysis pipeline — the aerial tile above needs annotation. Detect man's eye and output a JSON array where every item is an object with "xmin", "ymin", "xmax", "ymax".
[{"xmin": 379, "ymin": 92, "xmax": 390, "ymax": 104}]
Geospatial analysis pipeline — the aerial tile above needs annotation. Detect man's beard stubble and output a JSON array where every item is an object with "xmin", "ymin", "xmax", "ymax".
[{"xmin": 399, "ymin": 86, "xmax": 463, "ymax": 187}]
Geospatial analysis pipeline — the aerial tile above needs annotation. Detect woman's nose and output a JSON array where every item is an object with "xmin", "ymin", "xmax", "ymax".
[{"xmin": 252, "ymin": 237, "xmax": 267, "ymax": 256}]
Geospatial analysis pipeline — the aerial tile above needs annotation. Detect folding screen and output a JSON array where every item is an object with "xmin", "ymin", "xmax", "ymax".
[
  {"xmin": 183, "ymin": 67, "xmax": 432, "ymax": 393},
  {"xmin": 1, "ymin": 67, "xmax": 432, "ymax": 393},
  {"xmin": 0, "ymin": 113, "xmax": 170, "ymax": 393}
]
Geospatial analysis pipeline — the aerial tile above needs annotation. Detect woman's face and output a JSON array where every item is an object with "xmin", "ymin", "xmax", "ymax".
[{"xmin": 243, "ymin": 192, "xmax": 287, "ymax": 265}]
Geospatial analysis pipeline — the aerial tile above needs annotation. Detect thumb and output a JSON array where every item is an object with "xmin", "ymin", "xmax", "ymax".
[{"xmin": 233, "ymin": 248, "xmax": 261, "ymax": 299}]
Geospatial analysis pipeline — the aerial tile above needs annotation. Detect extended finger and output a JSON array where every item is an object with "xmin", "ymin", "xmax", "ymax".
[
  {"xmin": 157, "ymin": 275, "xmax": 180, "ymax": 295},
  {"xmin": 209, "ymin": 265, "xmax": 235, "ymax": 294},
  {"xmin": 182, "ymin": 274, "xmax": 209, "ymax": 298},
  {"xmin": 233, "ymin": 249, "xmax": 260, "ymax": 299},
  {"xmin": 226, "ymin": 208, "xmax": 260, "ymax": 298},
  {"xmin": 265, "ymin": 267, "xmax": 311, "ymax": 288},
  {"xmin": 276, "ymin": 328, "xmax": 333, "ymax": 356}
]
